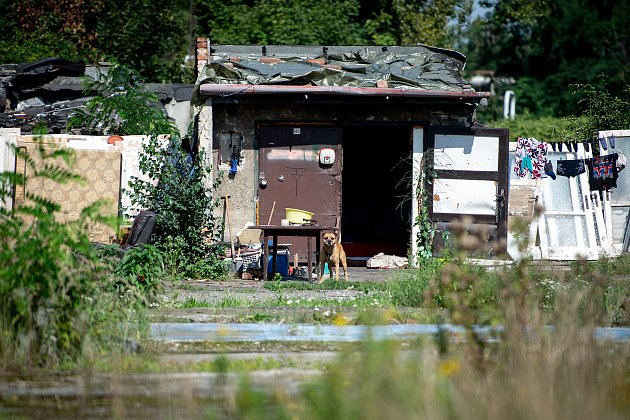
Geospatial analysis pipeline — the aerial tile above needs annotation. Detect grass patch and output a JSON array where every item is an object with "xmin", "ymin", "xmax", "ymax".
[
  {"xmin": 264, "ymin": 279, "xmax": 388, "ymax": 293},
  {"xmin": 176, "ymin": 295, "xmax": 257, "ymax": 309},
  {"xmin": 93, "ymin": 353, "xmax": 306, "ymax": 374},
  {"xmin": 171, "ymin": 256, "xmax": 630, "ymax": 326}
]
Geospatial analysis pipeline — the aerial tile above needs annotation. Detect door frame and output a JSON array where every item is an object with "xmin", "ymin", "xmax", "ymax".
[{"xmin": 414, "ymin": 126, "xmax": 510, "ymax": 259}]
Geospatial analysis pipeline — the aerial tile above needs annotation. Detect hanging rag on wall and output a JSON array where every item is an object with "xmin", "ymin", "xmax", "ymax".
[
  {"xmin": 586, "ymin": 153, "xmax": 619, "ymax": 191},
  {"xmin": 556, "ymin": 159, "xmax": 586, "ymax": 178},
  {"xmin": 229, "ymin": 144, "xmax": 240, "ymax": 175},
  {"xmin": 514, "ymin": 137, "xmax": 548, "ymax": 179}
]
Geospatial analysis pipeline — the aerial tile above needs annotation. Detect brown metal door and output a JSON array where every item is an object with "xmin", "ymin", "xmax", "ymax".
[{"xmin": 258, "ymin": 125, "xmax": 342, "ymax": 262}]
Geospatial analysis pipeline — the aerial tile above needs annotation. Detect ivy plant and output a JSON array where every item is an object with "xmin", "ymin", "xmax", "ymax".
[{"xmin": 415, "ymin": 149, "xmax": 438, "ymax": 262}]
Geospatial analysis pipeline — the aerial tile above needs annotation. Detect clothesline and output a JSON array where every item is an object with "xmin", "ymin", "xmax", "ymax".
[{"xmin": 513, "ymin": 136, "xmax": 626, "ymax": 192}]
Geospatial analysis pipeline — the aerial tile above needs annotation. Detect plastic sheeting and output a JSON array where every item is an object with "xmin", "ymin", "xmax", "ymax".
[{"xmin": 195, "ymin": 45, "xmax": 474, "ymax": 95}]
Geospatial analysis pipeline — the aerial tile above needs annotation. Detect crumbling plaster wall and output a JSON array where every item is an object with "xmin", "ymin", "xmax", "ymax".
[{"xmin": 207, "ymin": 100, "xmax": 472, "ymax": 241}]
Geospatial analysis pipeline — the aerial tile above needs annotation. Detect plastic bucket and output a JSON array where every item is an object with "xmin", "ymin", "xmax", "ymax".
[{"xmin": 285, "ymin": 208, "xmax": 314, "ymax": 224}]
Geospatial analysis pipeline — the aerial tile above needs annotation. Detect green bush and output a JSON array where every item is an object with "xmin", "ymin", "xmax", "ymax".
[
  {"xmin": 114, "ymin": 245, "xmax": 165, "ymax": 295},
  {"xmin": 0, "ymin": 136, "xmax": 114, "ymax": 367},
  {"xmin": 127, "ymin": 133, "xmax": 226, "ymax": 279},
  {"xmin": 183, "ymin": 249, "xmax": 229, "ymax": 279},
  {"xmin": 69, "ymin": 64, "xmax": 227, "ymax": 280}
]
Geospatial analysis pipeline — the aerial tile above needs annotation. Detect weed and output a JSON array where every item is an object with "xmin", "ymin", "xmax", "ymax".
[
  {"xmin": 264, "ymin": 280, "xmax": 387, "ymax": 293},
  {"xmin": 218, "ymin": 259, "xmax": 630, "ymax": 420},
  {"xmin": 0, "ymin": 136, "xmax": 102, "ymax": 367},
  {"xmin": 0, "ymin": 133, "xmax": 148, "ymax": 368},
  {"xmin": 248, "ymin": 313, "xmax": 273, "ymax": 322},
  {"xmin": 114, "ymin": 245, "xmax": 165, "ymax": 296},
  {"xmin": 178, "ymin": 297, "xmax": 205, "ymax": 309},
  {"xmin": 70, "ymin": 64, "xmax": 227, "ymax": 281}
]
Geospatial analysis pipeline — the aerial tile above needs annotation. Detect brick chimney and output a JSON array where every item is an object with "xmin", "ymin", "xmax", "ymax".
[{"xmin": 196, "ymin": 37, "xmax": 209, "ymax": 77}]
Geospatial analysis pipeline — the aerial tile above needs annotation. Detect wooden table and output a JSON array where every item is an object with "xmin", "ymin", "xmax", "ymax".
[{"xmin": 249, "ymin": 225, "xmax": 332, "ymax": 281}]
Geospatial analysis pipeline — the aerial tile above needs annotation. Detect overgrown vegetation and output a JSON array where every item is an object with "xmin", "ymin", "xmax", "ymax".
[
  {"xmin": 202, "ymin": 228, "xmax": 630, "ymax": 419},
  {"xmin": 0, "ymin": 130, "xmax": 147, "ymax": 368},
  {"xmin": 415, "ymin": 149, "xmax": 438, "ymax": 261},
  {"xmin": 71, "ymin": 64, "xmax": 227, "ymax": 280}
]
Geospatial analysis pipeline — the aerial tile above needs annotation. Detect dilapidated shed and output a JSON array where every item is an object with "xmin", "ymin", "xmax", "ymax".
[{"xmin": 188, "ymin": 39, "xmax": 509, "ymax": 263}]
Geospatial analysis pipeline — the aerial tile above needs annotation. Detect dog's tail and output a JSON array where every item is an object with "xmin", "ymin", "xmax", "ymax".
[{"xmin": 335, "ymin": 216, "xmax": 341, "ymax": 242}]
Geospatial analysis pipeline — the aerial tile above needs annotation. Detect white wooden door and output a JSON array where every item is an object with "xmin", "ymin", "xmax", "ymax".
[{"xmin": 424, "ymin": 126, "xmax": 509, "ymax": 254}]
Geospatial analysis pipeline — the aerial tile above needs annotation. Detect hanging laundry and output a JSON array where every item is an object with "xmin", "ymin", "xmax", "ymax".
[
  {"xmin": 586, "ymin": 153, "xmax": 619, "ymax": 191},
  {"xmin": 544, "ymin": 161, "xmax": 557, "ymax": 180},
  {"xmin": 609, "ymin": 134, "xmax": 616, "ymax": 149},
  {"xmin": 521, "ymin": 156, "xmax": 533, "ymax": 173},
  {"xmin": 556, "ymin": 159, "xmax": 586, "ymax": 178},
  {"xmin": 514, "ymin": 137, "xmax": 548, "ymax": 179},
  {"xmin": 617, "ymin": 151, "xmax": 627, "ymax": 172}
]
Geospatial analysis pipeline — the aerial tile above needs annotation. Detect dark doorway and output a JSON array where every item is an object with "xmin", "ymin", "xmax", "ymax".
[{"xmin": 341, "ymin": 126, "xmax": 412, "ymax": 261}]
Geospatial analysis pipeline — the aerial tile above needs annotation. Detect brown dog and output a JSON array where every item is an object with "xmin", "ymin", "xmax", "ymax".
[{"xmin": 318, "ymin": 232, "xmax": 348, "ymax": 283}]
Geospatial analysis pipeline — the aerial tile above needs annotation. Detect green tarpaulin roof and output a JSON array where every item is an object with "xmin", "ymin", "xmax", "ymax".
[{"xmin": 195, "ymin": 44, "xmax": 481, "ymax": 98}]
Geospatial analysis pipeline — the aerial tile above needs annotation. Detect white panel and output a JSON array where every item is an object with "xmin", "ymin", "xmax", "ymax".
[
  {"xmin": 599, "ymin": 133, "xmax": 630, "ymax": 247},
  {"xmin": 434, "ymin": 135, "xmax": 499, "ymax": 171},
  {"xmin": 433, "ymin": 179, "xmax": 496, "ymax": 215},
  {"xmin": 0, "ymin": 128, "xmax": 19, "ymax": 211}
]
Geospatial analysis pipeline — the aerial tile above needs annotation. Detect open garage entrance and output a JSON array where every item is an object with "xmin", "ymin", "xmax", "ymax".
[{"xmin": 341, "ymin": 125, "xmax": 413, "ymax": 263}]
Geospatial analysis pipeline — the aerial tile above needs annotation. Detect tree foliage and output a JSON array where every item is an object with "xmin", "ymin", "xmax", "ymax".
[
  {"xmin": 462, "ymin": 0, "xmax": 630, "ymax": 116},
  {"xmin": 1, "ymin": 0, "xmax": 628, "ymax": 119},
  {"xmin": 195, "ymin": 0, "xmax": 365, "ymax": 45},
  {"xmin": 195, "ymin": 0, "xmax": 472, "ymax": 47},
  {"xmin": 68, "ymin": 65, "xmax": 174, "ymax": 135},
  {"xmin": 0, "ymin": 0, "xmax": 191, "ymax": 82}
]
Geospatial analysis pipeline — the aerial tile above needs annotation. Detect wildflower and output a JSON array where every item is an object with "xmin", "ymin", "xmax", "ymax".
[
  {"xmin": 287, "ymin": 300, "xmax": 293, "ymax": 305},
  {"xmin": 438, "ymin": 359, "xmax": 460, "ymax": 377},
  {"xmin": 332, "ymin": 314, "xmax": 350, "ymax": 326}
]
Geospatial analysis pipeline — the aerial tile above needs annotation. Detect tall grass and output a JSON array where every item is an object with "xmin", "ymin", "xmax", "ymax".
[
  {"xmin": 0, "ymin": 134, "xmax": 149, "ymax": 369},
  {"xmin": 210, "ymin": 217, "xmax": 630, "ymax": 418},
  {"xmin": 217, "ymin": 260, "xmax": 630, "ymax": 419}
]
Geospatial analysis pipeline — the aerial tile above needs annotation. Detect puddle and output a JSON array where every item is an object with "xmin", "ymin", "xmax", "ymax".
[{"xmin": 150, "ymin": 323, "xmax": 630, "ymax": 343}]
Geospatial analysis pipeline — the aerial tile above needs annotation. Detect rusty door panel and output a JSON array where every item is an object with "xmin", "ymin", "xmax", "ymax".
[{"xmin": 258, "ymin": 125, "xmax": 342, "ymax": 262}]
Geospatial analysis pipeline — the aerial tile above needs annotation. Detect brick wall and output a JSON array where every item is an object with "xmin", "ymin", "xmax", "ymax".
[{"xmin": 196, "ymin": 37, "xmax": 209, "ymax": 76}]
